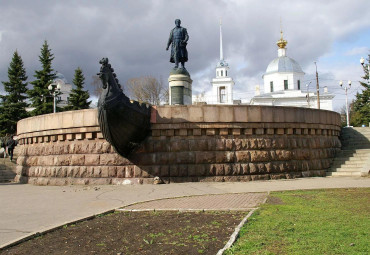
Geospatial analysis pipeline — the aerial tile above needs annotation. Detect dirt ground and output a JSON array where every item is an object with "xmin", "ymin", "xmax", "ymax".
[{"xmin": 1, "ymin": 211, "xmax": 247, "ymax": 255}]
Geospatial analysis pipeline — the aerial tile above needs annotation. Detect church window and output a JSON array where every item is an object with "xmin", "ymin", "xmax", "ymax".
[
  {"xmin": 270, "ymin": 81, "xmax": 274, "ymax": 92},
  {"xmin": 220, "ymin": 87, "xmax": 226, "ymax": 103},
  {"xmin": 221, "ymin": 70, "xmax": 223, "ymax": 76},
  {"xmin": 297, "ymin": 80, "xmax": 301, "ymax": 90},
  {"xmin": 284, "ymin": 80, "xmax": 288, "ymax": 90},
  {"xmin": 226, "ymin": 70, "xmax": 228, "ymax": 76}
]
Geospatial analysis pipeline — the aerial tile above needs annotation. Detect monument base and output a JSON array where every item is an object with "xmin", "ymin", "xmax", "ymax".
[{"xmin": 168, "ymin": 68, "xmax": 192, "ymax": 105}]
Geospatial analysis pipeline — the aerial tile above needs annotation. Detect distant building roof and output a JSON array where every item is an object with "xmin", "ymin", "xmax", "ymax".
[
  {"xmin": 54, "ymin": 72, "xmax": 69, "ymax": 84},
  {"xmin": 265, "ymin": 56, "xmax": 304, "ymax": 75}
]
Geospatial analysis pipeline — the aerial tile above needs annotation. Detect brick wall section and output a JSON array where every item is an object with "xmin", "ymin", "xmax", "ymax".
[{"xmin": 15, "ymin": 106, "xmax": 341, "ymax": 185}]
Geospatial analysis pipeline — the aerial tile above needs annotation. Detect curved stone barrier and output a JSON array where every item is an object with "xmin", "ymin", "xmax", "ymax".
[{"xmin": 16, "ymin": 106, "xmax": 341, "ymax": 185}]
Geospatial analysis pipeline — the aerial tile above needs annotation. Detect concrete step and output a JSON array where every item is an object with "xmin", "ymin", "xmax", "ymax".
[
  {"xmin": 332, "ymin": 157, "xmax": 367, "ymax": 162},
  {"xmin": 341, "ymin": 140, "xmax": 370, "ymax": 143},
  {"xmin": 340, "ymin": 132, "xmax": 370, "ymax": 137},
  {"xmin": 341, "ymin": 144, "xmax": 370, "ymax": 147},
  {"xmin": 341, "ymin": 133, "xmax": 370, "ymax": 136},
  {"xmin": 341, "ymin": 133, "xmax": 370, "ymax": 137},
  {"xmin": 341, "ymin": 139, "xmax": 370, "ymax": 143},
  {"xmin": 341, "ymin": 134, "xmax": 370, "ymax": 137},
  {"xmin": 0, "ymin": 170, "xmax": 16, "ymax": 177},
  {"xmin": 341, "ymin": 141, "xmax": 370, "ymax": 144},
  {"xmin": 332, "ymin": 162, "xmax": 365, "ymax": 169},
  {"xmin": 0, "ymin": 159, "xmax": 17, "ymax": 168},
  {"xmin": 0, "ymin": 164, "xmax": 17, "ymax": 169},
  {"xmin": 337, "ymin": 149, "xmax": 370, "ymax": 155},
  {"xmin": 336, "ymin": 155, "xmax": 370, "ymax": 160},
  {"xmin": 0, "ymin": 178, "xmax": 15, "ymax": 183},
  {"xmin": 342, "ymin": 146, "xmax": 370, "ymax": 150},
  {"xmin": 329, "ymin": 167, "xmax": 363, "ymax": 172},
  {"xmin": 326, "ymin": 171, "xmax": 362, "ymax": 177},
  {"xmin": 341, "ymin": 131, "xmax": 370, "ymax": 134},
  {"xmin": 341, "ymin": 138, "xmax": 370, "ymax": 141},
  {"xmin": 332, "ymin": 160, "xmax": 368, "ymax": 165},
  {"xmin": 331, "ymin": 159, "xmax": 366, "ymax": 164},
  {"xmin": 341, "ymin": 132, "xmax": 370, "ymax": 135}
]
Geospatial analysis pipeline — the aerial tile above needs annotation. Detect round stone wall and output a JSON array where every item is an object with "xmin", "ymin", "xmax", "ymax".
[{"xmin": 15, "ymin": 106, "xmax": 341, "ymax": 185}]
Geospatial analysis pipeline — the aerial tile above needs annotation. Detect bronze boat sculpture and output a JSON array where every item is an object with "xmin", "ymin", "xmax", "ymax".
[{"xmin": 97, "ymin": 58, "xmax": 151, "ymax": 157}]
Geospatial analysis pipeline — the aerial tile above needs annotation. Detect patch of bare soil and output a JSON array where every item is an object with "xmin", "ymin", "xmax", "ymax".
[
  {"xmin": 266, "ymin": 196, "xmax": 284, "ymax": 205},
  {"xmin": 1, "ymin": 211, "xmax": 247, "ymax": 255}
]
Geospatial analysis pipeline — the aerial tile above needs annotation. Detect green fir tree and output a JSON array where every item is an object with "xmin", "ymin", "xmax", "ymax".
[
  {"xmin": 66, "ymin": 67, "xmax": 91, "ymax": 110},
  {"xmin": 351, "ymin": 54, "xmax": 370, "ymax": 126},
  {"xmin": 28, "ymin": 41, "xmax": 56, "ymax": 116},
  {"xmin": 0, "ymin": 50, "xmax": 29, "ymax": 136}
]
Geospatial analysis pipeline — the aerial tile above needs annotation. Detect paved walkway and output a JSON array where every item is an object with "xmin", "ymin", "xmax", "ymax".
[
  {"xmin": 0, "ymin": 177, "xmax": 369, "ymax": 247},
  {"xmin": 122, "ymin": 193, "xmax": 268, "ymax": 211}
]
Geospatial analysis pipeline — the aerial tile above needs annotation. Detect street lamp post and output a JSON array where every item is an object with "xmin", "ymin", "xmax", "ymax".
[
  {"xmin": 48, "ymin": 81, "xmax": 62, "ymax": 113},
  {"xmin": 339, "ymin": 80, "xmax": 351, "ymax": 127}
]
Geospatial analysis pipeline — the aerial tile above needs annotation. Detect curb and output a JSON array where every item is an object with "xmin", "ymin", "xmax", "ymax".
[
  {"xmin": 216, "ymin": 209, "xmax": 256, "ymax": 255},
  {"xmin": 117, "ymin": 208, "xmax": 257, "ymax": 212},
  {"xmin": 216, "ymin": 191, "xmax": 270, "ymax": 255}
]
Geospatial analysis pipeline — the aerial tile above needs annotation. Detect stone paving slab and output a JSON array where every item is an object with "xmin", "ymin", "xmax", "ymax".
[{"xmin": 122, "ymin": 193, "xmax": 268, "ymax": 211}]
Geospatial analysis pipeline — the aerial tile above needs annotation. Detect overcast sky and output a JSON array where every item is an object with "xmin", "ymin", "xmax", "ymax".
[{"xmin": 0, "ymin": 0, "xmax": 369, "ymax": 111}]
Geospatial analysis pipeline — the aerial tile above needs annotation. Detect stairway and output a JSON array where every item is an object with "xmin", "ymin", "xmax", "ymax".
[
  {"xmin": 327, "ymin": 127, "xmax": 370, "ymax": 177},
  {"xmin": 0, "ymin": 146, "xmax": 19, "ymax": 183},
  {"xmin": 0, "ymin": 158, "xmax": 17, "ymax": 183}
]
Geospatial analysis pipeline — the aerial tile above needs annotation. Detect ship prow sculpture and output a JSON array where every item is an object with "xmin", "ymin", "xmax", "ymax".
[{"xmin": 97, "ymin": 58, "xmax": 151, "ymax": 157}]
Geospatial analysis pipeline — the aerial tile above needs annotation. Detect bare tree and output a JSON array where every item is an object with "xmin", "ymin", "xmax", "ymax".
[{"xmin": 126, "ymin": 76, "xmax": 167, "ymax": 105}]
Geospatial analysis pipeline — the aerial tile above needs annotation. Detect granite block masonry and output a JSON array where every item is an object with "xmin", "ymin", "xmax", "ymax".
[{"xmin": 15, "ymin": 106, "xmax": 341, "ymax": 185}]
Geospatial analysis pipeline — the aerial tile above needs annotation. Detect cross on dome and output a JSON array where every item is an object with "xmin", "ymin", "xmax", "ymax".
[{"xmin": 277, "ymin": 30, "xmax": 288, "ymax": 49}]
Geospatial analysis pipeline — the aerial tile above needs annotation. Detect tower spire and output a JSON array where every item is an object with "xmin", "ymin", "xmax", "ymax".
[{"xmin": 220, "ymin": 18, "xmax": 223, "ymax": 61}]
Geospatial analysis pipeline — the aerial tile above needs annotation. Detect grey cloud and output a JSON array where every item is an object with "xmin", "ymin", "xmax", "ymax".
[{"xmin": 0, "ymin": 0, "xmax": 369, "ymax": 108}]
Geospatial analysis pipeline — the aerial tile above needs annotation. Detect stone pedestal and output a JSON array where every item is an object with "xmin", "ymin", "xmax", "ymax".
[{"xmin": 168, "ymin": 68, "xmax": 192, "ymax": 105}]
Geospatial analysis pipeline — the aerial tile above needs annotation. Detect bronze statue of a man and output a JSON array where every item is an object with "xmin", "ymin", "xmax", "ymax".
[{"xmin": 166, "ymin": 19, "xmax": 189, "ymax": 69}]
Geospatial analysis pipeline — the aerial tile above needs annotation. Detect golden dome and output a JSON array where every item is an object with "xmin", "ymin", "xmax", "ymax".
[{"xmin": 276, "ymin": 30, "xmax": 287, "ymax": 49}]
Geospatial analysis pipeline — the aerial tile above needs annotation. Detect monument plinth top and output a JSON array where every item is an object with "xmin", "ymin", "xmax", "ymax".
[{"xmin": 170, "ymin": 67, "xmax": 190, "ymax": 76}]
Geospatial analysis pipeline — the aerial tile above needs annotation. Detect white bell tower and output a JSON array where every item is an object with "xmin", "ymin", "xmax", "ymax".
[{"xmin": 211, "ymin": 19, "xmax": 234, "ymax": 104}]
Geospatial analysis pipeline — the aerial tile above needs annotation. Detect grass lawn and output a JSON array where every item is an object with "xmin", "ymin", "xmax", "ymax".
[{"xmin": 226, "ymin": 188, "xmax": 369, "ymax": 255}]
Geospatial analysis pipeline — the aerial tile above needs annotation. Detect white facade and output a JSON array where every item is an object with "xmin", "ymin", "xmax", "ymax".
[
  {"xmin": 250, "ymin": 89, "xmax": 334, "ymax": 111},
  {"xmin": 211, "ymin": 62, "xmax": 234, "ymax": 104},
  {"xmin": 54, "ymin": 72, "xmax": 72, "ymax": 108},
  {"xmin": 251, "ymin": 31, "xmax": 334, "ymax": 111},
  {"xmin": 210, "ymin": 21, "xmax": 235, "ymax": 104}
]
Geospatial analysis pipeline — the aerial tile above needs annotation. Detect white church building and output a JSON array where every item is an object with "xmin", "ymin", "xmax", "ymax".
[
  {"xmin": 192, "ymin": 25, "xmax": 335, "ymax": 110},
  {"xmin": 250, "ymin": 31, "xmax": 334, "ymax": 110},
  {"xmin": 193, "ymin": 21, "xmax": 235, "ymax": 105},
  {"xmin": 210, "ymin": 20, "xmax": 235, "ymax": 104}
]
